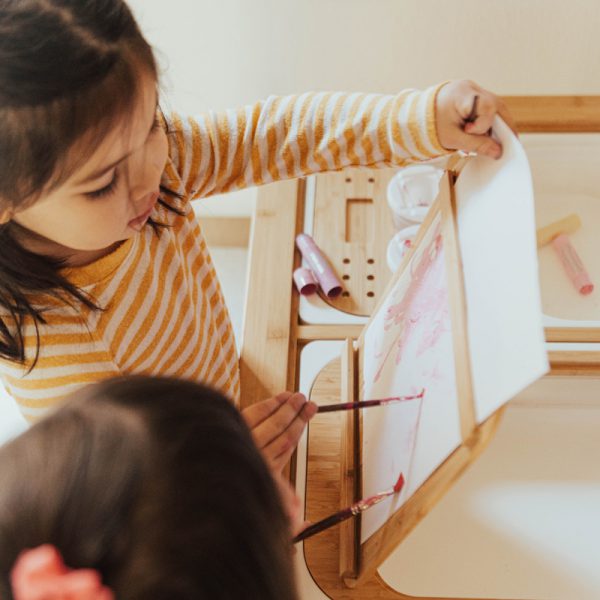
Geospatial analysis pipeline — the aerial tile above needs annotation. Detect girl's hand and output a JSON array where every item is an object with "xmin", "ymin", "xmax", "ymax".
[
  {"xmin": 242, "ymin": 391, "xmax": 317, "ymax": 473},
  {"xmin": 273, "ymin": 473, "xmax": 309, "ymax": 539},
  {"xmin": 435, "ymin": 80, "xmax": 517, "ymax": 159}
]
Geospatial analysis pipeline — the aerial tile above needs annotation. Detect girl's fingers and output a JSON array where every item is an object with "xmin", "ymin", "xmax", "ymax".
[
  {"xmin": 461, "ymin": 90, "xmax": 517, "ymax": 154},
  {"xmin": 253, "ymin": 394, "xmax": 306, "ymax": 448},
  {"xmin": 461, "ymin": 86, "xmax": 518, "ymax": 138},
  {"xmin": 454, "ymin": 91, "xmax": 503, "ymax": 158},
  {"xmin": 437, "ymin": 79, "xmax": 517, "ymax": 159},
  {"xmin": 241, "ymin": 391, "xmax": 293, "ymax": 430},
  {"xmin": 265, "ymin": 401, "xmax": 318, "ymax": 470},
  {"xmin": 456, "ymin": 132, "xmax": 502, "ymax": 159},
  {"xmin": 249, "ymin": 392, "xmax": 310, "ymax": 450},
  {"xmin": 456, "ymin": 86, "xmax": 480, "ymax": 124},
  {"xmin": 462, "ymin": 91, "xmax": 497, "ymax": 136}
]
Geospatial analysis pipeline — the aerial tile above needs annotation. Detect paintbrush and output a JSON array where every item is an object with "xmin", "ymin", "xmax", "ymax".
[
  {"xmin": 316, "ymin": 390, "xmax": 424, "ymax": 413},
  {"xmin": 292, "ymin": 472, "xmax": 405, "ymax": 543},
  {"xmin": 464, "ymin": 94, "xmax": 479, "ymax": 126},
  {"xmin": 463, "ymin": 94, "xmax": 493, "ymax": 138}
]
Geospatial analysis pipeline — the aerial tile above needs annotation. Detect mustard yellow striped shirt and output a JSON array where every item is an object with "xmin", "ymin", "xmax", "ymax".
[{"xmin": 0, "ymin": 86, "xmax": 448, "ymax": 421}]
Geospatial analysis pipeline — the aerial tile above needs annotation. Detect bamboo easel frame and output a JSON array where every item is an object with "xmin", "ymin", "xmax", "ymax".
[{"xmin": 338, "ymin": 171, "xmax": 508, "ymax": 587}]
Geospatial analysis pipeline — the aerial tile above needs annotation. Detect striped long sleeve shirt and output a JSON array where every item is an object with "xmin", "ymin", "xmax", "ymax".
[{"xmin": 0, "ymin": 85, "xmax": 449, "ymax": 421}]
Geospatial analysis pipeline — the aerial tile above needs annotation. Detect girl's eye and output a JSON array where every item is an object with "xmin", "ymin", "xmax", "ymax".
[{"xmin": 86, "ymin": 170, "xmax": 120, "ymax": 200}]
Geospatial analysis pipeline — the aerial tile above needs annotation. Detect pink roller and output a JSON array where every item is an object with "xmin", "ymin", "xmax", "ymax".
[
  {"xmin": 293, "ymin": 267, "xmax": 318, "ymax": 295},
  {"xmin": 551, "ymin": 234, "xmax": 594, "ymax": 295},
  {"xmin": 295, "ymin": 233, "xmax": 343, "ymax": 298}
]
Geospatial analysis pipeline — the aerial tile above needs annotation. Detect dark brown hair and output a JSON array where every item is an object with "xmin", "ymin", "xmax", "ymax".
[
  {"xmin": 0, "ymin": 0, "xmax": 181, "ymax": 368},
  {"xmin": 0, "ymin": 376, "xmax": 298, "ymax": 600}
]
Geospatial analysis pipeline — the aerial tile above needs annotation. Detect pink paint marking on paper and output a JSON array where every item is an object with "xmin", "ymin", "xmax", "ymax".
[
  {"xmin": 416, "ymin": 293, "xmax": 449, "ymax": 357},
  {"xmin": 373, "ymin": 226, "xmax": 450, "ymax": 383}
]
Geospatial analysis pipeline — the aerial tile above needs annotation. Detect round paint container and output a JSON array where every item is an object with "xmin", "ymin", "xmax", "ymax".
[
  {"xmin": 387, "ymin": 165, "xmax": 443, "ymax": 230},
  {"xmin": 387, "ymin": 225, "xmax": 420, "ymax": 273}
]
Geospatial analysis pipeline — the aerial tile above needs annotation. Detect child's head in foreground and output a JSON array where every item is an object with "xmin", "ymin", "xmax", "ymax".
[
  {"xmin": 0, "ymin": 0, "xmax": 172, "ymax": 364},
  {"xmin": 0, "ymin": 376, "xmax": 298, "ymax": 600}
]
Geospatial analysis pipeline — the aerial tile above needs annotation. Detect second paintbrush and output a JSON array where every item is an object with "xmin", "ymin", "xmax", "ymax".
[{"xmin": 316, "ymin": 389, "xmax": 424, "ymax": 413}]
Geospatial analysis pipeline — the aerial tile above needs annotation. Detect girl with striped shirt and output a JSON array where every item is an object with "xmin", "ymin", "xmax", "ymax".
[{"xmin": 0, "ymin": 0, "xmax": 512, "ymax": 468}]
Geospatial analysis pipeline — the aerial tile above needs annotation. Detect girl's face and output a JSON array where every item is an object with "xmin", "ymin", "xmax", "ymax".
[{"xmin": 10, "ymin": 72, "xmax": 168, "ymax": 262}]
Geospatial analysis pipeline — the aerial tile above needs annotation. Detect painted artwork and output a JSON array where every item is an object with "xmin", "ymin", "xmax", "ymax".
[
  {"xmin": 361, "ymin": 211, "xmax": 462, "ymax": 543},
  {"xmin": 356, "ymin": 119, "xmax": 548, "ymax": 551}
]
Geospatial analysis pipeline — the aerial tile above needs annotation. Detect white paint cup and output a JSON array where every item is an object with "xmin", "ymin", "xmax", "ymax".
[
  {"xmin": 387, "ymin": 225, "xmax": 420, "ymax": 273},
  {"xmin": 387, "ymin": 165, "xmax": 443, "ymax": 230}
]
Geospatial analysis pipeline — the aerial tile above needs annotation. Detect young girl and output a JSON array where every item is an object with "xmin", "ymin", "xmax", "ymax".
[
  {"xmin": 0, "ymin": 376, "xmax": 300, "ymax": 600},
  {"xmin": 0, "ymin": 0, "xmax": 511, "ymax": 463}
]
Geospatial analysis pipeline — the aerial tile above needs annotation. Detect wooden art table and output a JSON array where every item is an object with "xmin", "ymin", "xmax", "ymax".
[{"xmin": 239, "ymin": 97, "xmax": 600, "ymax": 600}]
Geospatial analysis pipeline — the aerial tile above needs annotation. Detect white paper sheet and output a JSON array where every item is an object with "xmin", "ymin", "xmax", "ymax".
[
  {"xmin": 361, "ymin": 212, "xmax": 462, "ymax": 542},
  {"xmin": 455, "ymin": 117, "xmax": 549, "ymax": 423}
]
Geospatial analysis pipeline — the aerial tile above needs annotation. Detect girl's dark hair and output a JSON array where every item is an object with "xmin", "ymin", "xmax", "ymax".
[
  {"xmin": 0, "ymin": 376, "xmax": 298, "ymax": 600},
  {"xmin": 0, "ymin": 0, "xmax": 177, "ymax": 367}
]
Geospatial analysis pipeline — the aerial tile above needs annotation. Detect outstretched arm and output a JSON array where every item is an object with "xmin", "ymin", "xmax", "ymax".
[{"xmin": 164, "ymin": 80, "xmax": 512, "ymax": 199}]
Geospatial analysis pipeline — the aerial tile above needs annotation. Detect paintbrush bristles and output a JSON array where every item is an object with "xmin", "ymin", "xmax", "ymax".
[
  {"xmin": 393, "ymin": 472, "xmax": 405, "ymax": 493},
  {"xmin": 293, "ymin": 471, "xmax": 407, "ymax": 543}
]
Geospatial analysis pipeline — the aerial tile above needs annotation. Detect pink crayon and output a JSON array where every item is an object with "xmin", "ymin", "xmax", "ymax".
[
  {"xmin": 551, "ymin": 233, "xmax": 594, "ymax": 295},
  {"xmin": 295, "ymin": 233, "xmax": 343, "ymax": 298}
]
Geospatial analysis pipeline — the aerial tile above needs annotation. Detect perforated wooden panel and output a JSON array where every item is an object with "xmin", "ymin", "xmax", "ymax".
[{"xmin": 311, "ymin": 168, "xmax": 397, "ymax": 316}]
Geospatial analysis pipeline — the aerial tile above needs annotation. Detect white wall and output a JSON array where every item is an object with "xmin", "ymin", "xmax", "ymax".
[{"xmin": 128, "ymin": 0, "xmax": 600, "ymax": 215}]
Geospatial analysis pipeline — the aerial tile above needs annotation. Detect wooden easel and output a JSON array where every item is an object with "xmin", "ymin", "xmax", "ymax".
[
  {"xmin": 239, "ymin": 97, "xmax": 600, "ymax": 599},
  {"xmin": 336, "ymin": 170, "xmax": 508, "ymax": 587}
]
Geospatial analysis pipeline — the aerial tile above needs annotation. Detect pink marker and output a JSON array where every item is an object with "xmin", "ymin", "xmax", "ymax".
[
  {"xmin": 295, "ymin": 233, "xmax": 343, "ymax": 298},
  {"xmin": 551, "ymin": 234, "xmax": 594, "ymax": 295},
  {"xmin": 293, "ymin": 267, "xmax": 318, "ymax": 295}
]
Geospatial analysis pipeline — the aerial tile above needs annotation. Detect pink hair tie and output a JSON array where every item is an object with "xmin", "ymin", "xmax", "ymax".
[{"xmin": 11, "ymin": 544, "xmax": 114, "ymax": 600}]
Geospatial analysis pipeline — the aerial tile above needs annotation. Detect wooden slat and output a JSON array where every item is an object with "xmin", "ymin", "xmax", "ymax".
[
  {"xmin": 503, "ymin": 96, "xmax": 600, "ymax": 132},
  {"xmin": 239, "ymin": 179, "xmax": 299, "ymax": 409},
  {"xmin": 545, "ymin": 327, "xmax": 600, "ymax": 343},
  {"xmin": 199, "ymin": 216, "xmax": 251, "ymax": 247},
  {"xmin": 298, "ymin": 324, "xmax": 364, "ymax": 342},
  {"xmin": 440, "ymin": 174, "xmax": 477, "ymax": 440},
  {"xmin": 549, "ymin": 351, "xmax": 600, "ymax": 375},
  {"xmin": 339, "ymin": 340, "xmax": 359, "ymax": 580}
]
